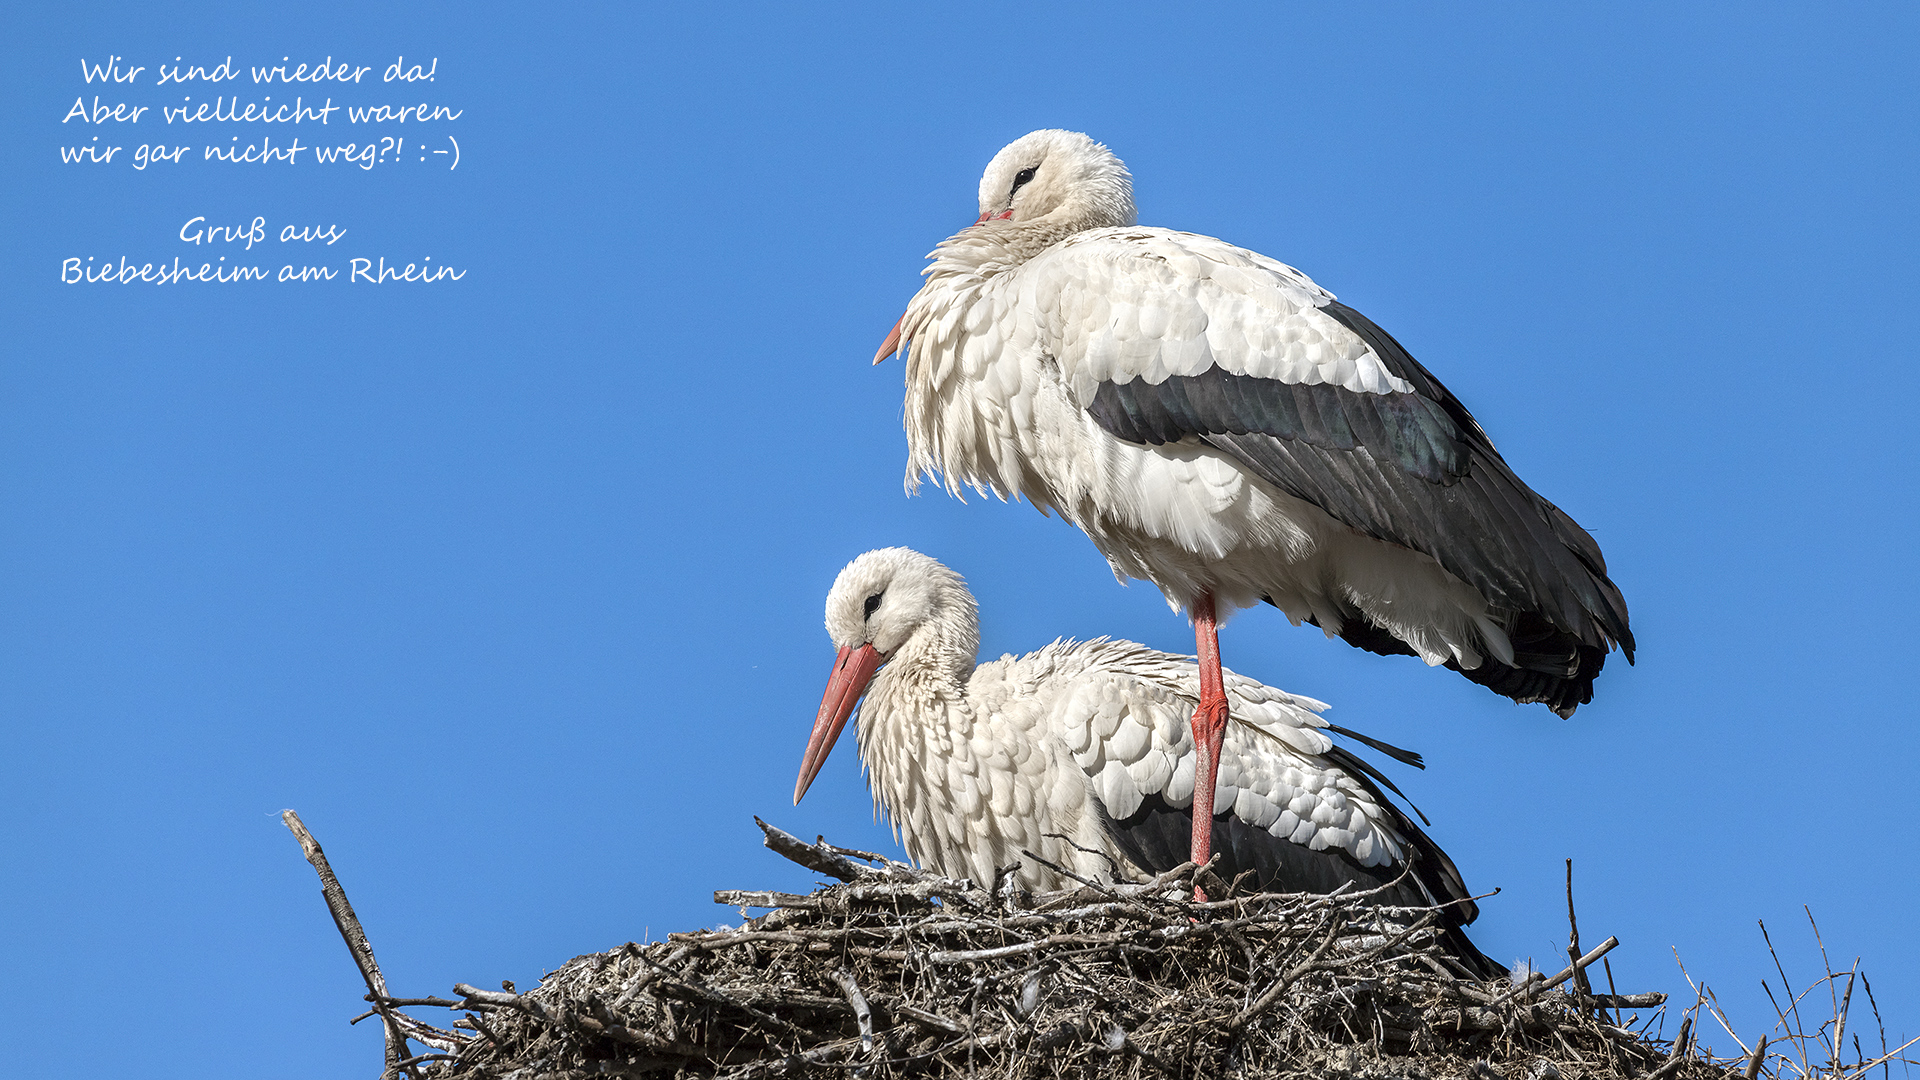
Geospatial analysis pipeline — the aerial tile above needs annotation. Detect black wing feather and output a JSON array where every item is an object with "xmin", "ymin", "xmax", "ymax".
[
  {"xmin": 1086, "ymin": 299, "xmax": 1633, "ymax": 716},
  {"xmin": 1094, "ymin": 781, "xmax": 1501, "ymax": 978}
]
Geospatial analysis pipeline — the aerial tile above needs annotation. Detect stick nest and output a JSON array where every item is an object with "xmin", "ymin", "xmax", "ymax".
[{"xmin": 380, "ymin": 821, "xmax": 1743, "ymax": 1080}]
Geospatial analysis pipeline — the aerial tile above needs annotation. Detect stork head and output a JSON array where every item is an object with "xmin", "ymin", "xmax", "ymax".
[
  {"xmin": 976, "ymin": 129, "xmax": 1137, "ymax": 231},
  {"xmin": 793, "ymin": 548, "xmax": 979, "ymax": 804},
  {"xmin": 872, "ymin": 130, "xmax": 1137, "ymax": 365}
]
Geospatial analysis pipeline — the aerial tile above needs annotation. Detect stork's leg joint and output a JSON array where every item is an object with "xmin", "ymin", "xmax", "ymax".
[{"xmin": 1188, "ymin": 592, "xmax": 1233, "ymax": 902}]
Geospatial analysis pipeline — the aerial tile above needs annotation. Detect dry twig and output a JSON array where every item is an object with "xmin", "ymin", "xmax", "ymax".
[{"xmin": 282, "ymin": 809, "xmax": 470, "ymax": 1079}]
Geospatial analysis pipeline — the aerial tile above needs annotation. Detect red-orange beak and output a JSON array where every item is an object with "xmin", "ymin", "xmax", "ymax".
[
  {"xmin": 793, "ymin": 643, "xmax": 885, "ymax": 804},
  {"xmin": 872, "ymin": 317, "xmax": 903, "ymax": 365}
]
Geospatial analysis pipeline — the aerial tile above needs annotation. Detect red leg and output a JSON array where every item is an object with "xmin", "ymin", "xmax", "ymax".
[{"xmin": 1188, "ymin": 592, "xmax": 1231, "ymax": 901}]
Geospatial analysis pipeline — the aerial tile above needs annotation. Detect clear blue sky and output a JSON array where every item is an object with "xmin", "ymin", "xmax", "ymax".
[{"xmin": 5, "ymin": 4, "xmax": 1916, "ymax": 1075}]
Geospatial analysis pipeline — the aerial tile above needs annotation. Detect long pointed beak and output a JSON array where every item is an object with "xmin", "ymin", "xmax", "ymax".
[
  {"xmin": 872, "ymin": 317, "xmax": 903, "ymax": 365},
  {"xmin": 793, "ymin": 643, "xmax": 884, "ymax": 804}
]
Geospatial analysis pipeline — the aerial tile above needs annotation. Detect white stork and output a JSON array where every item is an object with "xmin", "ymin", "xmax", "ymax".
[
  {"xmin": 792, "ymin": 547, "xmax": 1498, "ymax": 976},
  {"xmin": 872, "ymin": 129, "xmax": 1633, "ymax": 878}
]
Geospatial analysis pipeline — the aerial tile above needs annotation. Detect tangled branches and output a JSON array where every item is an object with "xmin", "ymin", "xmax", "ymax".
[{"xmin": 284, "ymin": 812, "xmax": 1908, "ymax": 1079}]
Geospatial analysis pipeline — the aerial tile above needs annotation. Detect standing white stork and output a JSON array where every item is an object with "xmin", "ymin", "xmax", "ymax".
[
  {"xmin": 793, "ymin": 547, "xmax": 1500, "ymax": 977},
  {"xmin": 873, "ymin": 129, "xmax": 1633, "ymax": 878}
]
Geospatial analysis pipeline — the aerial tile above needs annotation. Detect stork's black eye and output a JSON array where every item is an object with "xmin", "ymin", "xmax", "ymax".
[
  {"xmin": 863, "ymin": 593, "xmax": 883, "ymax": 619},
  {"xmin": 1010, "ymin": 165, "xmax": 1038, "ymax": 196}
]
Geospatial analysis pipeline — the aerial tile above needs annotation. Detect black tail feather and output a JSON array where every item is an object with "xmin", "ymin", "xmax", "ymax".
[
  {"xmin": 1300, "ymin": 607, "xmax": 1608, "ymax": 719},
  {"xmin": 1326, "ymin": 724, "xmax": 1425, "ymax": 768}
]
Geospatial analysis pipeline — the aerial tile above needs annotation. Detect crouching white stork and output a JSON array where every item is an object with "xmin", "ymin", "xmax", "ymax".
[
  {"xmin": 873, "ymin": 130, "xmax": 1634, "ymax": 877},
  {"xmin": 793, "ymin": 547, "xmax": 1500, "ymax": 977}
]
